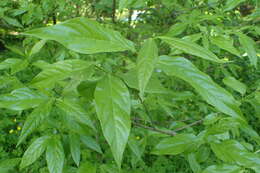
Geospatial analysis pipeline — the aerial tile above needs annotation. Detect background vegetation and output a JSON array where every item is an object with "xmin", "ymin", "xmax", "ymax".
[{"xmin": 0, "ymin": 0, "xmax": 259, "ymax": 172}]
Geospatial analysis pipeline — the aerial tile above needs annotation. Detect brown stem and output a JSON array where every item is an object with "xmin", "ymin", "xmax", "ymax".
[
  {"xmin": 133, "ymin": 121, "xmax": 177, "ymax": 136},
  {"xmin": 112, "ymin": 0, "xmax": 116, "ymax": 23},
  {"xmin": 133, "ymin": 119, "xmax": 203, "ymax": 137}
]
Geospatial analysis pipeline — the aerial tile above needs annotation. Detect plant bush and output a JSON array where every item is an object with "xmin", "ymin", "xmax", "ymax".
[{"xmin": 0, "ymin": 0, "xmax": 259, "ymax": 172}]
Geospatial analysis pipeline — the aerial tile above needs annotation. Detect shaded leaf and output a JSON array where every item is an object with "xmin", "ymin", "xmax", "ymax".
[
  {"xmin": 56, "ymin": 98, "xmax": 95, "ymax": 130},
  {"xmin": 69, "ymin": 133, "xmax": 81, "ymax": 167},
  {"xmin": 223, "ymin": 76, "xmax": 247, "ymax": 95},
  {"xmin": 237, "ymin": 33, "xmax": 258, "ymax": 68},
  {"xmin": 152, "ymin": 134, "xmax": 200, "ymax": 155},
  {"xmin": 31, "ymin": 59, "xmax": 92, "ymax": 89},
  {"xmin": 80, "ymin": 136, "xmax": 102, "ymax": 154},
  {"xmin": 224, "ymin": 0, "xmax": 245, "ymax": 11},
  {"xmin": 210, "ymin": 36, "xmax": 240, "ymax": 56}
]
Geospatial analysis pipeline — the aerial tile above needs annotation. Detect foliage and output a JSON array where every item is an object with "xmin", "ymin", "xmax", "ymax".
[{"xmin": 0, "ymin": 0, "xmax": 259, "ymax": 173}]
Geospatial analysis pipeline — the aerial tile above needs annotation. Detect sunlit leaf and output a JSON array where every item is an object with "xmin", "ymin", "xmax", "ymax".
[
  {"xmin": 0, "ymin": 88, "xmax": 48, "ymax": 111},
  {"xmin": 94, "ymin": 75, "xmax": 131, "ymax": 167},
  {"xmin": 158, "ymin": 56, "xmax": 245, "ymax": 121},
  {"xmin": 137, "ymin": 38, "xmax": 158, "ymax": 98},
  {"xmin": 23, "ymin": 17, "xmax": 135, "ymax": 54},
  {"xmin": 159, "ymin": 37, "xmax": 224, "ymax": 63},
  {"xmin": 46, "ymin": 137, "xmax": 65, "ymax": 173},
  {"xmin": 20, "ymin": 136, "xmax": 50, "ymax": 169}
]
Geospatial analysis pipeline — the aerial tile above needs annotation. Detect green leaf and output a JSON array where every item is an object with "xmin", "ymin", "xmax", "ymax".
[
  {"xmin": 187, "ymin": 153, "xmax": 201, "ymax": 173},
  {"xmin": 159, "ymin": 37, "xmax": 224, "ymax": 63},
  {"xmin": 119, "ymin": 0, "xmax": 133, "ymax": 11},
  {"xmin": 121, "ymin": 69, "xmax": 168, "ymax": 94},
  {"xmin": 0, "ymin": 58, "xmax": 28, "ymax": 74},
  {"xmin": 18, "ymin": 99, "xmax": 54, "ymax": 146},
  {"xmin": 29, "ymin": 39, "xmax": 46, "ymax": 57},
  {"xmin": 137, "ymin": 39, "xmax": 158, "ymax": 98},
  {"xmin": 237, "ymin": 33, "xmax": 258, "ymax": 68},
  {"xmin": 202, "ymin": 164, "xmax": 241, "ymax": 173},
  {"xmin": 210, "ymin": 36, "xmax": 240, "ymax": 57},
  {"xmin": 0, "ymin": 87, "xmax": 48, "ymax": 111},
  {"xmin": 211, "ymin": 140, "xmax": 260, "ymax": 171},
  {"xmin": 0, "ymin": 158, "xmax": 20, "ymax": 172},
  {"xmin": 166, "ymin": 23, "xmax": 187, "ymax": 37},
  {"xmin": 152, "ymin": 134, "xmax": 200, "ymax": 155},
  {"xmin": 94, "ymin": 75, "xmax": 131, "ymax": 167},
  {"xmin": 223, "ymin": 0, "xmax": 245, "ymax": 11},
  {"xmin": 158, "ymin": 56, "xmax": 245, "ymax": 121},
  {"xmin": 223, "ymin": 76, "xmax": 247, "ymax": 95},
  {"xmin": 77, "ymin": 162, "xmax": 96, "ymax": 173},
  {"xmin": 23, "ymin": 17, "xmax": 135, "ymax": 54},
  {"xmin": 0, "ymin": 58, "xmax": 22, "ymax": 70},
  {"xmin": 31, "ymin": 59, "xmax": 92, "ymax": 89},
  {"xmin": 69, "ymin": 133, "xmax": 81, "ymax": 167},
  {"xmin": 80, "ymin": 136, "xmax": 102, "ymax": 154},
  {"xmin": 46, "ymin": 137, "xmax": 65, "ymax": 173},
  {"xmin": 56, "ymin": 98, "xmax": 95, "ymax": 130},
  {"xmin": 20, "ymin": 136, "xmax": 50, "ymax": 169},
  {"xmin": 3, "ymin": 16, "xmax": 23, "ymax": 27}
]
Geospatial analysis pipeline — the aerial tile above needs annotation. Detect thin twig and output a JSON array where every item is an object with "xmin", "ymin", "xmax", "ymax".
[
  {"xmin": 132, "ymin": 121, "xmax": 177, "ymax": 136},
  {"xmin": 173, "ymin": 119, "xmax": 203, "ymax": 132},
  {"xmin": 133, "ymin": 119, "xmax": 203, "ymax": 137}
]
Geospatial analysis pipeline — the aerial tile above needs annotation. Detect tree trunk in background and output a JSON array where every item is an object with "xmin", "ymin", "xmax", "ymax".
[{"xmin": 112, "ymin": 0, "xmax": 116, "ymax": 23}]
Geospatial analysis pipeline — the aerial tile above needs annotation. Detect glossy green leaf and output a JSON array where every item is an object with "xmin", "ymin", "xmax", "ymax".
[
  {"xmin": 46, "ymin": 137, "xmax": 65, "ymax": 173},
  {"xmin": 159, "ymin": 37, "xmax": 224, "ymax": 63},
  {"xmin": 202, "ymin": 164, "xmax": 241, "ymax": 173},
  {"xmin": 23, "ymin": 17, "xmax": 135, "ymax": 54},
  {"xmin": 0, "ymin": 58, "xmax": 22, "ymax": 70},
  {"xmin": 237, "ymin": 33, "xmax": 258, "ymax": 68},
  {"xmin": 80, "ymin": 136, "xmax": 102, "ymax": 154},
  {"xmin": 223, "ymin": 76, "xmax": 247, "ymax": 95},
  {"xmin": 56, "ymin": 98, "xmax": 95, "ymax": 130},
  {"xmin": 137, "ymin": 38, "xmax": 158, "ymax": 98},
  {"xmin": 211, "ymin": 140, "xmax": 260, "ymax": 171},
  {"xmin": 210, "ymin": 36, "xmax": 240, "ymax": 56},
  {"xmin": 152, "ymin": 134, "xmax": 200, "ymax": 155},
  {"xmin": 121, "ymin": 68, "xmax": 168, "ymax": 94},
  {"xmin": 69, "ymin": 133, "xmax": 81, "ymax": 167},
  {"xmin": 18, "ymin": 99, "xmax": 54, "ymax": 146},
  {"xmin": 223, "ymin": 0, "xmax": 245, "ymax": 11},
  {"xmin": 0, "ymin": 87, "xmax": 48, "ymax": 111},
  {"xmin": 158, "ymin": 56, "xmax": 245, "ymax": 121},
  {"xmin": 20, "ymin": 136, "xmax": 50, "ymax": 169},
  {"xmin": 31, "ymin": 59, "xmax": 92, "ymax": 89},
  {"xmin": 94, "ymin": 75, "xmax": 131, "ymax": 167},
  {"xmin": 0, "ymin": 58, "xmax": 28, "ymax": 74},
  {"xmin": 29, "ymin": 39, "xmax": 46, "ymax": 57}
]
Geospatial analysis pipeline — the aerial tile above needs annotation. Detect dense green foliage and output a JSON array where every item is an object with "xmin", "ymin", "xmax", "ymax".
[{"xmin": 0, "ymin": 0, "xmax": 260, "ymax": 172}]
